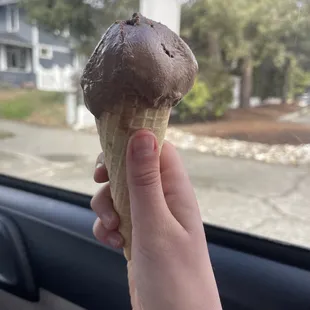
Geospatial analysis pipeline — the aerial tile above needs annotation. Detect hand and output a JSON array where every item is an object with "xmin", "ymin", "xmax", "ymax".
[{"xmin": 91, "ymin": 130, "xmax": 222, "ymax": 310}]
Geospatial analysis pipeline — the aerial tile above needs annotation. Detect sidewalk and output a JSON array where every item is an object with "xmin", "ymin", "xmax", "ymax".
[{"xmin": 1, "ymin": 119, "xmax": 310, "ymax": 248}]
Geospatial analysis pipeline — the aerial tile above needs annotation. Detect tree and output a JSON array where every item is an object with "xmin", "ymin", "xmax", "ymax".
[
  {"xmin": 181, "ymin": 0, "xmax": 310, "ymax": 108},
  {"xmin": 21, "ymin": 0, "xmax": 139, "ymax": 55},
  {"xmin": 181, "ymin": 1, "xmax": 234, "ymax": 117}
]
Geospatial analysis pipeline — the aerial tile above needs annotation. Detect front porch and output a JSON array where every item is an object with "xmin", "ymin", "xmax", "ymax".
[
  {"xmin": 0, "ymin": 41, "xmax": 75, "ymax": 92},
  {"xmin": 0, "ymin": 36, "xmax": 35, "ymax": 88}
]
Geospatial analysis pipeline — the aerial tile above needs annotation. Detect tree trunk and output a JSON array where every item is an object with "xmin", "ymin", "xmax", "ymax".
[
  {"xmin": 239, "ymin": 56, "xmax": 253, "ymax": 108},
  {"xmin": 207, "ymin": 32, "xmax": 221, "ymax": 64},
  {"xmin": 281, "ymin": 58, "xmax": 291, "ymax": 104}
]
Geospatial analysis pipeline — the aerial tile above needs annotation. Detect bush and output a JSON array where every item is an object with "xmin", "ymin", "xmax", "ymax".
[
  {"xmin": 290, "ymin": 67, "xmax": 310, "ymax": 98},
  {"xmin": 207, "ymin": 70, "xmax": 233, "ymax": 118},
  {"xmin": 176, "ymin": 79, "xmax": 211, "ymax": 121},
  {"xmin": 175, "ymin": 72, "xmax": 233, "ymax": 122}
]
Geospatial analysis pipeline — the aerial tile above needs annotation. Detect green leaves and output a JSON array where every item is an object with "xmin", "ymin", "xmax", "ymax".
[
  {"xmin": 21, "ymin": 0, "xmax": 139, "ymax": 55},
  {"xmin": 181, "ymin": 0, "xmax": 310, "ymax": 108},
  {"xmin": 182, "ymin": 0, "xmax": 310, "ymax": 68},
  {"xmin": 178, "ymin": 79, "xmax": 211, "ymax": 120}
]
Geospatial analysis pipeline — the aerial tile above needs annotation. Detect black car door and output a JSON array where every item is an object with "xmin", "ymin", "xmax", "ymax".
[{"xmin": 1, "ymin": 174, "xmax": 310, "ymax": 310}]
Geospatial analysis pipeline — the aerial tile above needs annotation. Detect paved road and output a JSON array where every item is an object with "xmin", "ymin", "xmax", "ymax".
[{"xmin": 1, "ymin": 119, "xmax": 310, "ymax": 248}]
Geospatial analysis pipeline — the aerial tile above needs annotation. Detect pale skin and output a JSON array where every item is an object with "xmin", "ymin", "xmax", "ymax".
[{"xmin": 91, "ymin": 130, "xmax": 222, "ymax": 310}]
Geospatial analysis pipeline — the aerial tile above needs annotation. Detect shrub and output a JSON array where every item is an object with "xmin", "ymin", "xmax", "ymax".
[
  {"xmin": 290, "ymin": 67, "xmax": 310, "ymax": 98},
  {"xmin": 175, "ymin": 72, "xmax": 233, "ymax": 122},
  {"xmin": 176, "ymin": 79, "xmax": 211, "ymax": 121},
  {"xmin": 207, "ymin": 71, "xmax": 233, "ymax": 118}
]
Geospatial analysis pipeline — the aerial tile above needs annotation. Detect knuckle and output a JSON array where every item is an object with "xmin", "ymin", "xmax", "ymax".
[
  {"xmin": 135, "ymin": 234, "xmax": 176, "ymax": 262},
  {"xmin": 90, "ymin": 184, "xmax": 110, "ymax": 212},
  {"xmin": 103, "ymin": 183, "xmax": 111, "ymax": 196},
  {"xmin": 136, "ymin": 242, "xmax": 158, "ymax": 262},
  {"xmin": 165, "ymin": 140, "xmax": 176, "ymax": 150},
  {"xmin": 105, "ymin": 213, "xmax": 119, "ymax": 230},
  {"xmin": 134, "ymin": 221, "xmax": 184, "ymax": 258},
  {"xmin": 131, "ymin": 168, "xmax": 160, "ymax": 187}
]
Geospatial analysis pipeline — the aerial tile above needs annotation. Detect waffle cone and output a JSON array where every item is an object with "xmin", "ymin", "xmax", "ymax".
[{"xmin": 95, "ymin": 101, "xmax": 171, "ymax": 261}]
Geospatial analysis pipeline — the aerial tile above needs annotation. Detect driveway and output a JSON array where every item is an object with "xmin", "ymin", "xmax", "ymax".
[{"xmin": 1, "ymin": 119, "xmax": 310, "ymax": 248}]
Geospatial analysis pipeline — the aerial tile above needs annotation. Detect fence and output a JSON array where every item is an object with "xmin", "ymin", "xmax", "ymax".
[{"xmin": 37, "ymin": 65, "xmax": 76, "ymax": 92}]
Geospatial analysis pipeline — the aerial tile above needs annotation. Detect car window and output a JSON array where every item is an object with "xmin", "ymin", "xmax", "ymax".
[{"xmin": 0, "ymin": 0, "xmax": 309, "ymax": 251}]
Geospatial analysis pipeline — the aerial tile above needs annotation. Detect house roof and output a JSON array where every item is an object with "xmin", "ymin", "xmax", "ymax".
[
  {"xmin": 0, "ymin": 0, "xmax": 19, "ymax": 5},
  {"xmin": 0, "ymin": 33, "xmax": 32, "ymax": 48}
]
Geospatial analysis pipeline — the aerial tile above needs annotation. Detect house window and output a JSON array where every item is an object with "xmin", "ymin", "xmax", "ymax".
[
  {"xmin": 6, "ymin": 46, "xmax": 27, "ymax": 70},
  {"xmin": 39, "ymin": 46, "xmax": 53, "ymax": 60},
  {"xmin": 7, "ymin": 6, "xmax": 19, "ymax": 32}
]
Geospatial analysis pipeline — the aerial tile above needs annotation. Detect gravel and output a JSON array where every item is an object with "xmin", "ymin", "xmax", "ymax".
[
  {"xmin": 82, "ymin": 126, "xmax": 310, "ymax": 166},
  {"xmin": 165, "ymin": 127, "xmax": 310, "ymax": 166}
]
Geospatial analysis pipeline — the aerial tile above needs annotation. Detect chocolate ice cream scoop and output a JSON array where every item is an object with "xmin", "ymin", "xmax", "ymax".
[{"xmin": 80, "ymin": 12, "xmax": 198, "ymax": 118}]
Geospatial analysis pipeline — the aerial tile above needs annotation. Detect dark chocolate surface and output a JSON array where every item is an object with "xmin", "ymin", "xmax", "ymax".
[{"xmin": 81, "ymin": 13, "xmax": 198, "ymax": 118}]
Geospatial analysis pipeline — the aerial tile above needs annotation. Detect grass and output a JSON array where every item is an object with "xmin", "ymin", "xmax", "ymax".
[{"xmin": 0, "ymin": 90, "xmax": 66, "ymax": 126}]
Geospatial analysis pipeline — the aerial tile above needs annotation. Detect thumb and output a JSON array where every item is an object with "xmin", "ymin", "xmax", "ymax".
[{"xmin": 126, "ymin": 130, "xmax": 173, "ymax": 235}]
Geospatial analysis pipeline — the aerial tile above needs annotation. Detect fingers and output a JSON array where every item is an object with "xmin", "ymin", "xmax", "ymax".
[
  {"xmin": 126, "ymin": 130, "xmax": 176, "ymax": 236},
  {"xmin": 93, "ymin": 218, "xmax": 124, "ymax": 248},
  {"xmin": 159, "ymin": 141, "xmax": 202, "ymax": 232},
  {"xmin": 91, "ymin": 183, "xmax": 124, "ymax": 248},
  {"xmin": 94, "ymin": 153, "xmax": 109, "ymax": 183},
  {"xmin": 94, "ymin": 139, "xmax": 200, "ymax": 238},
  {"xmin": 91, "ymin": 183, "xmax": 119, "ymax": 230}
]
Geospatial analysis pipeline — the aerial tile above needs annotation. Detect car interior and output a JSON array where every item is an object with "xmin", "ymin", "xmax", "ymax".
[
  {"xmin": 1, "ymin": 174, "xmax": 310, "ymax": 310},
  {"xmin": 1, "ymin": 1, "xmax": 310, "ymax": 309}
]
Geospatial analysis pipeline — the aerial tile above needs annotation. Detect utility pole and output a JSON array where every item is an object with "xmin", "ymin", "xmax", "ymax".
[{"xmin": 139, "ymin": 0, "xmax": 182, "ymax": 35}]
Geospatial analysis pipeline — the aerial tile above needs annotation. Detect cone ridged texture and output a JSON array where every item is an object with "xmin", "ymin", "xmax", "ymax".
[{"xmin": 96, "ymin": 98, "xmax": 171, "ymax": 260}]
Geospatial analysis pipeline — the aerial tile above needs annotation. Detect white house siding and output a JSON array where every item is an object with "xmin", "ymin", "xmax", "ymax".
[
  {"xmin": 36, "ymin": 65, "xmax": 75, "ymax": 92},
  {"xmin": 36, "ymin": 49, "xmax": 76, "ymax": 92},
  {"xmin": 33, "ymin": 23, "xmax": 76, "ymax": 92},
  {"xmin": 0, "ymin": 5, "xmax": 31, "ymax": 41},
  {"xmin": 38, "ymin": 28, "xmax": 70, "ymax": 49},
  {"xmin": 0, "ymin": 70, "xmax": 35, "ymax": 86},
  {"xmin": 0, "ymin": 3, "xmax": 76, "ymax": 92},
  {"xmin": 39, "ymin": 51, "xmax": 73, "ymax": 69}
]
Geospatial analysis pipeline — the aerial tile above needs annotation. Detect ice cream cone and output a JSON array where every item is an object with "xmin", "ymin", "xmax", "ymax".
[
  {"xmin": 96, "ymin": 98, "xmax": 171, "ymax": 260},
  {"xmin": 81, "ymin": 12, "xmax": 198, "ymax": 265}
]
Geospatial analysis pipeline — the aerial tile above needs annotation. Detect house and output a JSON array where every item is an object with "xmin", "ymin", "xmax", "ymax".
[{"xmin": 0, "ymin": 0, "xmax": 78, "ymax": 91}]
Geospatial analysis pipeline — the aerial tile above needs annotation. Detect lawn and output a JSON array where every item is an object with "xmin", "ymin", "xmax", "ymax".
[
  {"xmin": 0, "ymin": 90, "xmax": 66, "ymax": 127},
  {"xmin": 1, "ymin": 89, "xmax": 309, "ymax": 146}
]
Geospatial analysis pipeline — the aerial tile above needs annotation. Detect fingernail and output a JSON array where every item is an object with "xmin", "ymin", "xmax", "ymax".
[
  {"xmin": 107, "ymin": 234, "xmax": 122, "ymax": 248},
  {"xmin": 132, "ymin": 133, "xmax": 155, "ymax": 159},
  {"xmin": 96, "ymin": 162, "xmax": 103, "ymax": 169}
]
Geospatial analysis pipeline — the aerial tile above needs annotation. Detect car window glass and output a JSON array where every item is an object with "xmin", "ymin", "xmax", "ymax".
[{"xmin": 0, "ymin": 0, "xmax": 309, "ymax": 249}]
